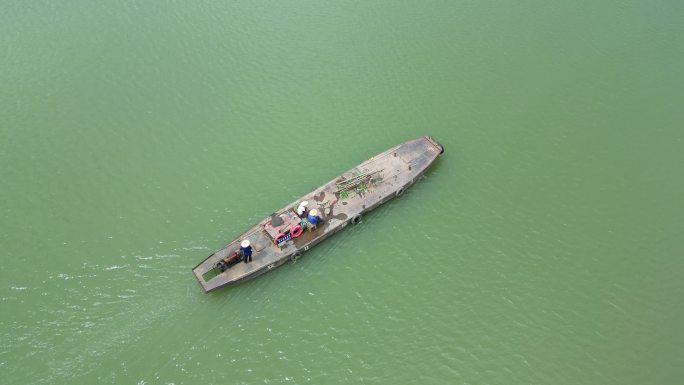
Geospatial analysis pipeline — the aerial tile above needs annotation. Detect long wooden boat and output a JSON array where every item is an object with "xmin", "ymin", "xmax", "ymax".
[{"xmin": 192, "ymin": 136, "xmax": 444, "ymax": 292}]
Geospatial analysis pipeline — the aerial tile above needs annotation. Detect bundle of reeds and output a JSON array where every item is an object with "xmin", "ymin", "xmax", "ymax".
[{"xmin": 335, "ymin": 169, "xmax": 383, "ymax": 192}]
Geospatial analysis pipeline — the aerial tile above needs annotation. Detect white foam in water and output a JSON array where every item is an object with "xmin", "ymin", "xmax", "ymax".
[{"xmin": 103, "ymin": 265, "xmax": 128, "ymax": 271}]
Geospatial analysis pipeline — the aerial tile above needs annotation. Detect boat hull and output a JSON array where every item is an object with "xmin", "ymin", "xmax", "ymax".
[{"xmin": 192, "ymin": 136, "xmax": 444, "ymax": 292}]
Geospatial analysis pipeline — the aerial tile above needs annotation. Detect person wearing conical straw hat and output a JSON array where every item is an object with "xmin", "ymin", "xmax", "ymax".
[
  {"xmin": 240, "ymin": 239, "xmax": 253, "ymax": 263},
  {"xmin": 296, "ymin": 201, "xmax": 309, "ymax": 218},
  {"xmin": 307, "ymin": 209, "xmax": 321, "ymax": 226}
]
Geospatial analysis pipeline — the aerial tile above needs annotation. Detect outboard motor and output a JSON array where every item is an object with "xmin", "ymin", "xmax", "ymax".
[{"xmin": 216, "ymin": 260, "xmax": 229, "ymax": 272}]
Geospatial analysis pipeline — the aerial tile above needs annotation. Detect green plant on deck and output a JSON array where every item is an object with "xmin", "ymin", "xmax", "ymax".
[{"xmin": 355, "ymin": 182, "xmax": 369, "ymax": 197}]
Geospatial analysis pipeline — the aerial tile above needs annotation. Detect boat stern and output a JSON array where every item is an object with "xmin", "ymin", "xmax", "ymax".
[{"xmin": 192, "ymin": 259, "xmax": 214, "ymax": 293}]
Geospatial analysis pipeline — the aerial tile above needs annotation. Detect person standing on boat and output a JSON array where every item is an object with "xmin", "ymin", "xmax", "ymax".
[
  {"xmin": 307, "ymin": 209, "xmax": 321, "ymax": 226},
  {"xmin": 296, "ymin": 201, "xmax": 309, "ymax": 218},
  {"xmin": 240, "ymin": 240, "xmax": 253, "ymax": 263}
]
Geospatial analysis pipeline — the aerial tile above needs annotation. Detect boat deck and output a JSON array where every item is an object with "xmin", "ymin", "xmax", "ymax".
[{"xmin": 192, "ymin": 136, "xmax": 443, "ymax": 292}]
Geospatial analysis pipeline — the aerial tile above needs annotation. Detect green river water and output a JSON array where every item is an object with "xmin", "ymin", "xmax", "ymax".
[{"xmin": 2, "ymin": 1, "xmax": 683, "ymax": 384}]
